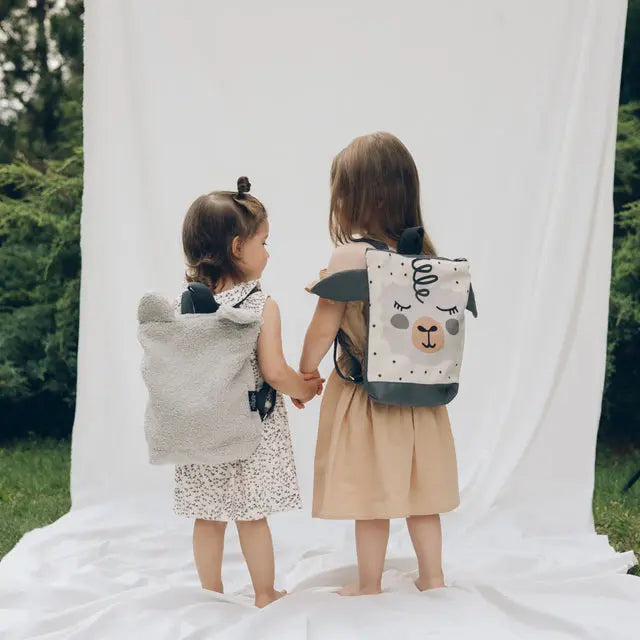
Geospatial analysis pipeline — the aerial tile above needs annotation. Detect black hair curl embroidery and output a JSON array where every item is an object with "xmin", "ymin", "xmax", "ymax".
[{"xmin": 411, "ymin": 258, "xmax": 438, "ymax": 303}]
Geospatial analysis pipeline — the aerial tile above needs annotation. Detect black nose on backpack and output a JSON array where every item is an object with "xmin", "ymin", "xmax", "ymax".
[
  {"xmin": 417, "ymin": 325, "xmax": 438, "ymax": 333},
  {"xmin": 412, "ymin": 317, "xmax": 444, "ymax": 354}
]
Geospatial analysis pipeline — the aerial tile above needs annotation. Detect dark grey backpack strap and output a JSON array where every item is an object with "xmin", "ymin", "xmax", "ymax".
[
  {"xmin": 333, "ymin": 330, "xmax": 363, "ymax": 384},
  {"xmin": 231, "ymin": 284, "xmax": 276, "ymax": 421},
  {"xmin": 351, "ymin": 237, "xmax": 389, "ymax": 251},
  {"xmin": 233, "ymin": 284, "xmax": 260, "ymax": 308},
  {"xmin": 326, "ymin": 244, "xmax": 377, "ymax": 384},
  {"xmin": 330, "ymin": 238, "xmax": 384, "ymax": 383}
]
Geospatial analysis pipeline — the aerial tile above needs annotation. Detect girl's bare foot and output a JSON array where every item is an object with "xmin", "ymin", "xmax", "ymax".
[
  {"xmin": 338, "ymin": 582, "xmax": 382, "ymax": 596},
  {"xmin": 415, "ymin": 577, "xmax": 445, "ymax": 591},
  {"xmin": 203, "ymin": 582, "xmax": 224, "ymax": 594},
  {"xmin": 255, "ymin": 588, "xmax": 287, "ymax": 608}
]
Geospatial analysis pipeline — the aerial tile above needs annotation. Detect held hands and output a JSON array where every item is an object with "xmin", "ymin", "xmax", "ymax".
[{"xmin": 291, "ymin": 370, "xmax": 325, "ymax": 409}]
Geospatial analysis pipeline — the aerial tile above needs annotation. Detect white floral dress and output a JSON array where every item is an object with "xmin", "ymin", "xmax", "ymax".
[{"xmin": 174, "ymin": 280, "xmax": 303, "ymax": 521}]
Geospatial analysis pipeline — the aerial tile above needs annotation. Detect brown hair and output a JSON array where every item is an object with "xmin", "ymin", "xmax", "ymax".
[
  {"xmin": 182, "ymin": 177, "xmax": 267, "ymax": 291},
  {"xmin": 329, "ymin": 132, "xmax": 436, "ymax": 255}
]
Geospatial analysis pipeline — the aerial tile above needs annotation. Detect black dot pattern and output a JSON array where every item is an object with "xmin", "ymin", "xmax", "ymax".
[
  {"xmin": 174, "ymin": 281, "xmax": 302, "ymax": 521},
  {"xmin": 365, "ymin": 251, "xmax": 469, "ymax": 386}
]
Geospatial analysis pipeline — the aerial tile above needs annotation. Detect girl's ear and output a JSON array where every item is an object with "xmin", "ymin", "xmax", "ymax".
[{"xmin": 232, "ymin": 235, "xmax": 243, "ymax": 259}]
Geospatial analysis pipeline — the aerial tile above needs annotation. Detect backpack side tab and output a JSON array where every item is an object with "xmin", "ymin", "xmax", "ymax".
[
  {"xmin": 309, "ymin": 269, "xmax": 369, "ymax": 302},
  {"xmin": 466, "ymin": 284, "xmax": 478, "ymax": 318}
]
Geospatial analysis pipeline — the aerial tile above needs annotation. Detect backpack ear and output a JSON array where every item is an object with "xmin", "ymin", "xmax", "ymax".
[
  {"xmin": 398, "ymin": 227, "xmax": 424, "ymax": 255},
  {"xmin": 138, "ymin": 294, "xmax": 174, "ymax": 323},
  {"xmin": 466, "ymin": 284, "xmax": 478, "ymax": 318},
  {"xmin": 310, "ymin": 269, "xmax": 369, "ymax": 301}
]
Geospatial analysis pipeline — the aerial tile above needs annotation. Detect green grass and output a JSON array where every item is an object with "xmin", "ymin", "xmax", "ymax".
[
  {"xmin": 0, "ymin": 438, "xmax": 71, "ymax": 559},
  {"xmin": 593, "ymin": 445, "xmax": 640, "ymax": 576},
  {"xmin": 0, "ymin": 438, "xmax": 639, "ymax": 578}
]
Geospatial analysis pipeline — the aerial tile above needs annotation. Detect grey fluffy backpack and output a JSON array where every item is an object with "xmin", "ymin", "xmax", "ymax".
[
  {"xmin": 137, "ymin": 283, "xmax": 274, "ymax": 465},
  {"xmin": 310, "ymin": 227, "xmax": 477, "ymax": 407}
]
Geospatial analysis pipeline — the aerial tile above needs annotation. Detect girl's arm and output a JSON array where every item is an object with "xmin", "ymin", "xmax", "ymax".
[
  {"xmin": 299, "ymin": 245, "xmax": 361, "ymax": 374},
  {"xmin": 258, "ymin": 297, "xmax": 322, "ymax": 402},
  {"xmin": 299, "ymin": 298, "xmax": 345, "ymax": 374}
]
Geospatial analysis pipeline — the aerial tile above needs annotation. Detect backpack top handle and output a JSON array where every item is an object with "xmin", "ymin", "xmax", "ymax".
[
  {"xmin": 181, "ymin": 282, "xmax": 219, "ymax": 314},
  {"xmin": 397, "ymin": 227, "xmax": 424, "ymax": 255}
]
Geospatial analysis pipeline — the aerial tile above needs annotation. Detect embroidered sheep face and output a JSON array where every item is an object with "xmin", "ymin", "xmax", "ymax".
[{"xmin": 366, "ymin": 251, "xmax": 471, "ymax": 384}]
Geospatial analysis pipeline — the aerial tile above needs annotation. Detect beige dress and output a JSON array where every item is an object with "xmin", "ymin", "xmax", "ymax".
[{"xmin": 308, "ymin": 270, "xmax": 460, "ymax": 520}]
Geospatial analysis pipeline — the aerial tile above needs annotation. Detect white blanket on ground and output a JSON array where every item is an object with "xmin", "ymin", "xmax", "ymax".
[
  {"xmin": 1, "ymin": 501, "xmax": 638, "ymax": 639},
  {"xmin": 1, "ymin": 1, "xmax": 638, "ymax": 638}
]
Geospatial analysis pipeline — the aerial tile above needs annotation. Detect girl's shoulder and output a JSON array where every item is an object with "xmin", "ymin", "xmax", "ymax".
[
  {"xmin": 306, "ymin": 241, "xmax": 382, "ymax": 292},
  {"xmin": 328, "ymin": 241, "xmax": 379, "ymax": 272}
]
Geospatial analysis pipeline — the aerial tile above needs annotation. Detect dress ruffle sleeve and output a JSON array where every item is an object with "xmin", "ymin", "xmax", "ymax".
[{"xmin": 305, "ymin": 268, "xmax": 329, "ymax": 294}]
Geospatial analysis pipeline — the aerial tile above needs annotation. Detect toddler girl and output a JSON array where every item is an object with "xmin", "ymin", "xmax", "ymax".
[
  {"xmin": 300, "ymin": 134, "xmax": 460, "ymax": 596},
  {"xmin": 174, "ymin": 177, "xmax": 322, "ymax": 608}
]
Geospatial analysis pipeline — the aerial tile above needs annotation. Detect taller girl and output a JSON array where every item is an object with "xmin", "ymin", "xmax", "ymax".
[{"xmin": 300, "ymin": 132, "xmax": 460, "ymax": 596}]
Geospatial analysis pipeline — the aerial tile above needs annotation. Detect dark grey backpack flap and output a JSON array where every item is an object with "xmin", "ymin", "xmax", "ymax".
[
  {"xmin": 365, "ymin": 380, "xmax": 459, "ymax": 407},
  {"xmin": 309, "ymin": 269, "xmax": 369, "ymax": 301}
]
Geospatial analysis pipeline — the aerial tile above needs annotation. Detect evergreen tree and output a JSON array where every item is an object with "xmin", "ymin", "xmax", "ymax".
[{"xmin": 0, "ymin": 0, "xmax": 83, "ymax": 163}]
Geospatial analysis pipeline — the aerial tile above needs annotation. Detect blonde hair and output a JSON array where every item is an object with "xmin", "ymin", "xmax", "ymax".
[{"xmin": 329, "ymin": 132, "xmax": 436, "ymax": 255}]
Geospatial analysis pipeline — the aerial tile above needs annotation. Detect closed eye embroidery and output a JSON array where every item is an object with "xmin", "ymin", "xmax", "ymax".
[
  {"xmin": 394, "ymin": 301, "xmax": 411, "ymax": 311},
  {"xmin": 436, "ymin": 305, "xmax": 459, "ymax": 316}
]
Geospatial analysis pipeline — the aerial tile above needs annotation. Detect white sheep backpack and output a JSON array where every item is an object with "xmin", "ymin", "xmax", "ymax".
[
  {"xmin": 137, "ymin": 283, "xmax": 275, "ymax": 466},
  {"xmin": 310, "ymin": 227, "xmax": 478, "ymax": 406}
]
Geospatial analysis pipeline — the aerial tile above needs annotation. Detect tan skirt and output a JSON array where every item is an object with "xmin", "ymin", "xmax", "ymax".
[{"xmin": 313, "ymin": 372, "xmax": 460, "ymax": 520}]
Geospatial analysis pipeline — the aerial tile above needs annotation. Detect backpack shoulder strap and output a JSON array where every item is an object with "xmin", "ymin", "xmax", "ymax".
[
  {"xmin": 351, "ymin": 237, "xmax": 389, "ymax": 251},
  {"xmin": 232, "ymin": 284, "xmax": 260, "ymax": 308},
  {"xmin": 333, "ymin": 330, "xmax": 363, "ymax": 384},
  {"xmin": 353, "ymin": 228, "xmax": 426, "ymax": 255}
]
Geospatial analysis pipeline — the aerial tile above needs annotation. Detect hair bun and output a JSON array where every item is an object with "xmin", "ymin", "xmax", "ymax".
[{"xmin": 237, "ymin": 176, "xmax": 251, "ymax": 196}]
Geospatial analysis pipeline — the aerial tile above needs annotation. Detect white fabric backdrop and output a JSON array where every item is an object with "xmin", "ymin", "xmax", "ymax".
[{"xmin": 1, "ymin": 1, "xmax": 639, "ymax": 638}]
